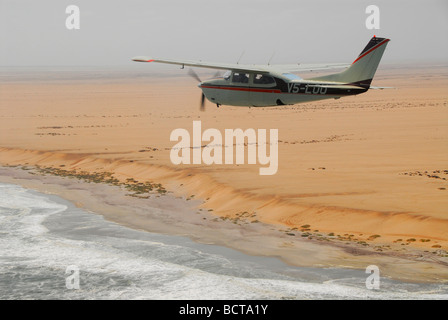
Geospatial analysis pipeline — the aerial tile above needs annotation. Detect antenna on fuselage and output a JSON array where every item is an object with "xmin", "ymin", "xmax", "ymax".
[
  {"xmin": 267, "ymin": 51, "xmax": 276, "ymax": 65},
  {"xmin": 236, "ymin": 50, "xmax": 245, "ymax": 64}
]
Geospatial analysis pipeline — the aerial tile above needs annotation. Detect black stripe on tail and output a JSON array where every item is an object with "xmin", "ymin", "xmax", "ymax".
[{"xmin": 358, "ymin": 36, "xmax": 386, "ymax": 57}]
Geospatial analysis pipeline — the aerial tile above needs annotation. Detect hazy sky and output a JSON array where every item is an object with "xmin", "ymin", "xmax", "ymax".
[{"xmin": 1, "ymin": 0, "xmax": 447, "ymax": 67}]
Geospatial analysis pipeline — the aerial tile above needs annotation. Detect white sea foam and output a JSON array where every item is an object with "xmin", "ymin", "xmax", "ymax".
[{"xmin": 0, "ymin": 183, "xmax": 447, "ymax": 300}]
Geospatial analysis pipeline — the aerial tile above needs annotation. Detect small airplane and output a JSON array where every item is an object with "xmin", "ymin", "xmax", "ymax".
[{"xmin": 133, "ymin": 36, "xmax": 390, "ymax": 110}]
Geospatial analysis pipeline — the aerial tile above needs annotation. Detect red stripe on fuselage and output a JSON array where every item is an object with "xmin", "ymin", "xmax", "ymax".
[
  {"xmin": 200, "ymin": 85, "xmax": 281, "ymax": 93},
  {"xmin": 352, "ymin": 39, "xmax": 390, "ymax": 64}
]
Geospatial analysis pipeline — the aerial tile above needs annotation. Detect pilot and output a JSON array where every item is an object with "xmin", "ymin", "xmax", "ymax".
[
  {"xmin": 261, "ymin": 75, "xmax": 272, "ymax": 84},
  {"xmin": 256, "ymin": 74, "xmax": 267, "ymax": 84}
]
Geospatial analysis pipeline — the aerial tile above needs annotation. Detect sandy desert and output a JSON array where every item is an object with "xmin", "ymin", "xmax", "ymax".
[{"xmin": 1, "ymin": 64, "xmax": 447, "ymax": 283}]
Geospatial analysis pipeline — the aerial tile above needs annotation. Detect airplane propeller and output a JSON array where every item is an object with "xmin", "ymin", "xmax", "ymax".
[
  {"xmin": 200, "ymin": 92, "xmax": 205, "ymax": 112},
  {"xmin": 188, "ymin": 68, "xmax": 202, "ymax": 83},
  {"xmin": 188, "ymin": 69, "xmax": 206, "ymax": 112}
]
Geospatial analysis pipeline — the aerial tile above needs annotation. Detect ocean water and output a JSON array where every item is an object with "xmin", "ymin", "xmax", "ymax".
[{"xmin": 0, "ymin": 182, "xmax": 446, "ymax": 300}]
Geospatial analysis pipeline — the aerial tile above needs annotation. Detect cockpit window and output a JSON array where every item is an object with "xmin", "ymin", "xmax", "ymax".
[
  {"xmin": 232, "ymin": 73, "xmax": 250, "ymax": 83},
  {"xmin": 282, "ymin": 73, "xmax": 302, "ymax": 80},
  {"xmin": 223, "ymin": 70, "xmax": 231, "ymax": 80},
  {"xmin": 253, "ymin": 74, "xmax": 275, "ymax": 85}
]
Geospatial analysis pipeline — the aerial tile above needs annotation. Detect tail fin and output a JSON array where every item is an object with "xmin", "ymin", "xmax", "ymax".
[{"xmin": 310, "ymin": 36, "xmax": 390, "ymax": 88}]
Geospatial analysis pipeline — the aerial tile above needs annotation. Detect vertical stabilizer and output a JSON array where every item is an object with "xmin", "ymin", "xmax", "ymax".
[{"xmin": 310, "ymin": 37, "xmax": 390, "ymax": 88}]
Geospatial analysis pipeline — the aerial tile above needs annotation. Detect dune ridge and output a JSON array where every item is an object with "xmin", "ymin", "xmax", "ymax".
[{"xmin": 2, "ymin": 146, "xmax": 447, "ymax": 249}]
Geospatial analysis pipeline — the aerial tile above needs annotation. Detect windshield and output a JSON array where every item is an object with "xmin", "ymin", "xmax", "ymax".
[
  {"xmin": 223, "ymin": 70, "xmax": 231, "ymax": 80},
  {"xmin": 282, "ymin": 73, "xmax": 302, "ymax": 80}
]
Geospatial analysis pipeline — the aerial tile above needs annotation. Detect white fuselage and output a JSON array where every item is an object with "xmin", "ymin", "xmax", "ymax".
[{"xmin": 199, "ymin": 72, "xmax": 366, "ymax": 107}]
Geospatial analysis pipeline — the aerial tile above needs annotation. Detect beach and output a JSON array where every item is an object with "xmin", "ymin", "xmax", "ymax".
[
  {"xmin": 3, "ymin": 181, "xmax": 447, "ymax": 299},
  {"xmin": 0, "ymin": 64, "xmax": 447, "ymax": 287}
]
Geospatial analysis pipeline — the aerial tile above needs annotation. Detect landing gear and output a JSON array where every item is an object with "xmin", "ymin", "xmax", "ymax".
[
  {"xmin": 276, "ymin": 99, "xmax": 286, "ymax": 106},
  {"xmin": 216, "ymin": 103, "xmax": 221, "ymax": 108}
]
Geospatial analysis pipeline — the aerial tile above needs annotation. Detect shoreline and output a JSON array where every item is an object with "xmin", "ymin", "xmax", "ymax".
[
  {"xmin": 4, "ymin": 181, "xmax": 446, "ymax": 299},
  {"xmin": 1, "ymin": 162, "xmax": 447, "ymax": 284}
]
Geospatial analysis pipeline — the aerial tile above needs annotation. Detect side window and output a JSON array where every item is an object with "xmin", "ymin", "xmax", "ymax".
[
  {"xmin": 232, "ymin": 72, "xmax": 250, "ymax": 84},
  {"xmin": 253, "ymin": 74, "xmax": 275, "ymax": 85}
]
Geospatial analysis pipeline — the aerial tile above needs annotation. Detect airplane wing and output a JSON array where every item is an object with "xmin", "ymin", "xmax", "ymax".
[
  {"xmin": 132, "ymin": 56, "xmax": 267, "ymax": 73},
  {"xmin": 132, "ymin": 56, "xmax": 350, "ymax": 74}
]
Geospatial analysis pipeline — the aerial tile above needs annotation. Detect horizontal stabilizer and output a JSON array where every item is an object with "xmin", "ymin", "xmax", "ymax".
[
  {"xmin": 369, "ymin": 86, "xmax": 395, "ymax": 90},
  {"xmin": 306, "ymin": 84, "xmax": 365, "ymax": 90}
]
